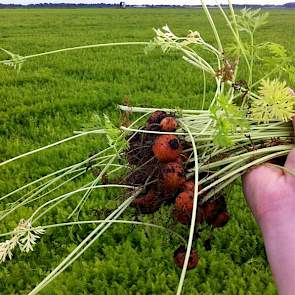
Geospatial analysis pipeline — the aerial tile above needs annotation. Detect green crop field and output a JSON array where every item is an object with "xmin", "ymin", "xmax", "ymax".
[{"xmin": 0, "ymin": 7, "xmax": 294, "ymax": 295}]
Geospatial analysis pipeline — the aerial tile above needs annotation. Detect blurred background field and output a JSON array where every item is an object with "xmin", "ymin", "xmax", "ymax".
[{"xmin": 0, "ymin": 7, "xmax": 294, "ymax": 294}]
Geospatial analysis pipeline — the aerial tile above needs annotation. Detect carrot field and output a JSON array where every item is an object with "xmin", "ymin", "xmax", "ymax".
[{"xmin": 0, "ymin": 7, "xmax": 294, "ymax": 294}]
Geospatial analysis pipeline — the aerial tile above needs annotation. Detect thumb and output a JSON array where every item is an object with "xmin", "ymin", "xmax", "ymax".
[
  {"xmin": 284, "ymin": 117, "xmax": 295, "ymax": 171},
  {"xmin": 284, "ymin": 117, "xmax": 295, "ymax": 187},
  {"xmin": 242, "ymin": 164, "xmax": 282, "ymax": 220}
]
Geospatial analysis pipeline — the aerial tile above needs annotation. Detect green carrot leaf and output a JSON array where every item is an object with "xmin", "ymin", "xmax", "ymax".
[
  {"xmin": 250, "ymin": 79, "xmax": 295, "ymax": 123},
  {"xmin": 210, "ymin": 95, "xmax": 249, "ymax": 147},
  {"xmin": 235, "ymin": 8, "xmax": 269, "ymax": 35}
]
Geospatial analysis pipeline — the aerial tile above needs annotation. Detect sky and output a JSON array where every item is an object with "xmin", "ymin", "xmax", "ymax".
[{"xmin": 0, "ymin": 0, "xmax": 289, "ymax": 5}]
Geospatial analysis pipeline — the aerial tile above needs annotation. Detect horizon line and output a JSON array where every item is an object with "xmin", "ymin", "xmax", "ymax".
[{"xmin": 0, "ymin": 2, "xmax": 293, "ymax": 5}]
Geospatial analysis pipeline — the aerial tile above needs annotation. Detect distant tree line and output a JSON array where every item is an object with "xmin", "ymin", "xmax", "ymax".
[
  {"xmin": 0, "ymin": 2, "xmax": 294, "ymax": 9},
  {"xmin": 284, "ymin": 2, "xmax": 295, "ymax": 7},
  {"xmin": 0, "ymin": 3, "xmax": 117, "ymax": 8}
]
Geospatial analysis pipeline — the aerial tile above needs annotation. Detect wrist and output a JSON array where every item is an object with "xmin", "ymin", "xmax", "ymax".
[{"xmin": 258, "ymin": 197, "xmax": 295, "ymax": 295}]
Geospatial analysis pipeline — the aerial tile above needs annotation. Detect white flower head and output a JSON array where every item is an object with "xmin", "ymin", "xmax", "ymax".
[{"xmin": 0, "ymin": 219, "xmax": 45, "ymax": 263}]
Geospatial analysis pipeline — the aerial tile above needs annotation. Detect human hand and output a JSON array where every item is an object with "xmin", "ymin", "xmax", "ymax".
[{"xmin": 243, "ymin": 117, "xmax": 295, "ymax": 295}]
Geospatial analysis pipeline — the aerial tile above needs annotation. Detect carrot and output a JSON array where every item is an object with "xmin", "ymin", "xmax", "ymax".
[
  {"xmin": 160, "ymin": 161, "xmax": 185, "ymax": 191},
  {"xmin": 152, "ymin": 135, "xmax": 182, "ymax": 162},
  {"xmin": 131, "ymin": 190, "xmax": 161, "ymax": 214},
  {"xmin": 210, "ymin": 211, "xmax": 230, "ymax": 228},
  {"xmin": 146, "ymin": 111, "xmax": 167, "ymax": 130},
  {"xmin": 160, "ymin": 117, "xmax": 177, "ymax": 132},
  {"xmin": 174, "ymin": 191, "xmax": 204, "ymax": 225},
  {"xmin": 174, "ymin": 245, "xmax": 199, "ymax": 270}
]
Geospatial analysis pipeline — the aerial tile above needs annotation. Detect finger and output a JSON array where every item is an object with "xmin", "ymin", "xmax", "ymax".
[
  {"xmin": 285, "ymin": 149, "xmax": 295, "ymax": 170},
  {"xmin": 243, "ymin": 164, "xmax": 282, "ymax": 196},
  {"xmin": 284, "ymin": 117, "xmax": 295, "ymax": 185},
  {"xmin": 269, "ymin": 118, "xmax": 294, "ymax": 167},
  {"xmin": 285, "ymin": 117, "xmax": 295, "ymax": 170}
]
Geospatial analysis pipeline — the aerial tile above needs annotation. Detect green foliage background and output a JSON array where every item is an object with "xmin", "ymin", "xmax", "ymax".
[{"xmin": 0, "ymin": 8, "xmax": 294, "ymax": 294}]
